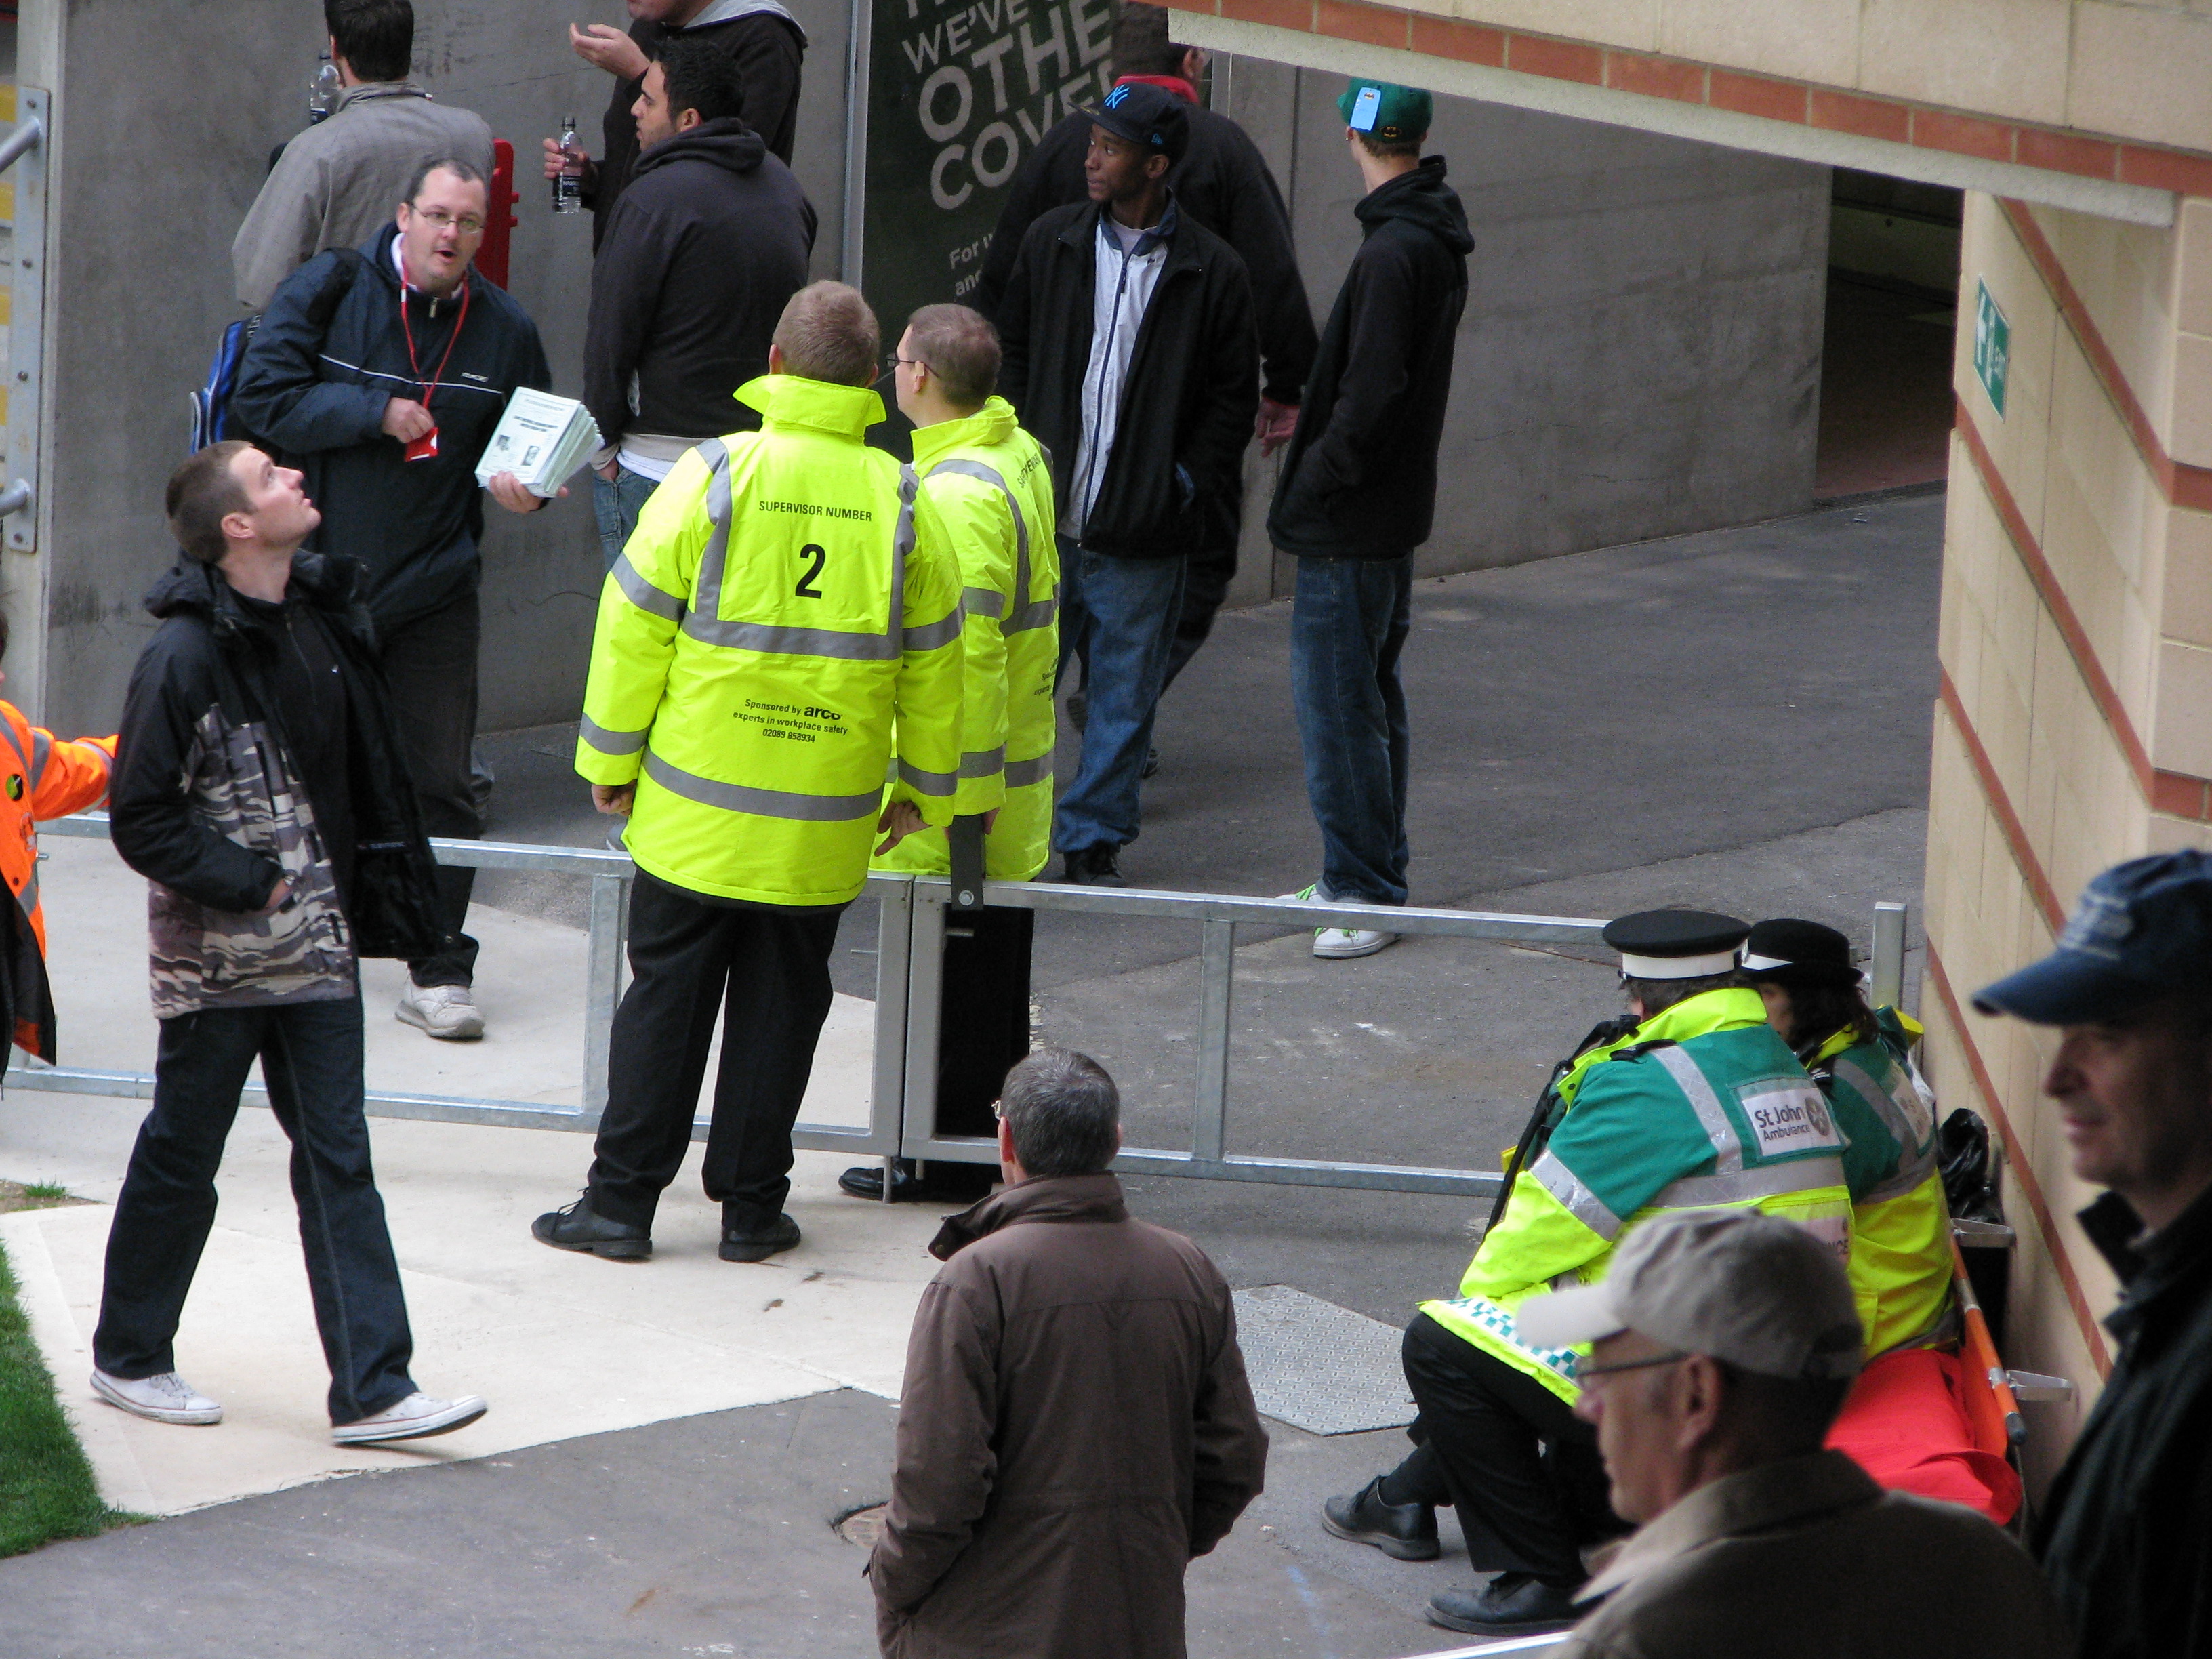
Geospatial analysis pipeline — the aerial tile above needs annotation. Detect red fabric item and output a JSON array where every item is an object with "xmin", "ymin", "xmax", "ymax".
[
  {"xmin": 1826, "ymin": 1348, "xmax": 2022, "ymax": 1525},
  {"xmin": 1114, "ymin": 73, "xmax": 1200, "ymax": 104}
]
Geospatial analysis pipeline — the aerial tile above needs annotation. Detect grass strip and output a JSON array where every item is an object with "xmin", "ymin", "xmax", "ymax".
[{"xmin": 0, "ymin": 1236, "xmax": 120, "ymax": 1557}]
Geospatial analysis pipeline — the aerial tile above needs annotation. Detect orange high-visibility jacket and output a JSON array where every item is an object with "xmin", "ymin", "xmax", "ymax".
[{"xmin": 0, "ymin": 701, "xmax": 115, "ymax": 1057}]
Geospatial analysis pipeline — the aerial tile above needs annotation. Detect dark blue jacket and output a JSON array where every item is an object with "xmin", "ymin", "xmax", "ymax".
[{"xmin": 231, "ymin": 225, "xmax": 552, "ymax": 632}]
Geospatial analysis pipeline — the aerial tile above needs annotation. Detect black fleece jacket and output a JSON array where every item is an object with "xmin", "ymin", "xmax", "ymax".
[
  {"xmin": 585, "ymin": 118, "xmax": 815, "ymax": 451},
  {"xmin": 589, "ymin": 5, "xmax": 806, "ymax": 251},
  {"xmin": 997, "ymin": 197, "xmax": 1257, "ymax": 559},
  {"xmin": 1267, "ymin": 159, "xmax": 1472, "ymax": 560},
  {"xmin": 975, "ymin": 96, "xmax": 1315, "ymax": 406},
  {"xmin": 231, "ymin": 226, "xmax": 552, "ymax": 632}
]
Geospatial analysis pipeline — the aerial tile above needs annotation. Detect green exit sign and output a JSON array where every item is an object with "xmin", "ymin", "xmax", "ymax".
[{"xmin": 1973, "ymin": 280, "xmax": 2009, "ymax": 419}]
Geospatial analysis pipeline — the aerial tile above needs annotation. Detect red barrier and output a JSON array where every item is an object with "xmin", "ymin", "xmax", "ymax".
[{"xmin": 478, "ymin": 138, "xmax": 518, "ymax": 290}]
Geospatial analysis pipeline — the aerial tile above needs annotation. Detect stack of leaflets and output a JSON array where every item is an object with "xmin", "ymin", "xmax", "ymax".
[{"xmin": 474, "ymin": 388, "xmax": 603, "ymax": 499}]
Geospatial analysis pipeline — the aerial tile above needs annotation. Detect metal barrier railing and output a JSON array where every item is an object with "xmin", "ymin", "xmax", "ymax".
[{"xmin": 14, "ymin": 815, "xmax": 1914, "ymax": 1206}]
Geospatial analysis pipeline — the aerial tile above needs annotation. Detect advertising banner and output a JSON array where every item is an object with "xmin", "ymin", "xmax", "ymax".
[{"xmin": 859, "ymin": 0, "xmax": 1117, "ymax": 337}]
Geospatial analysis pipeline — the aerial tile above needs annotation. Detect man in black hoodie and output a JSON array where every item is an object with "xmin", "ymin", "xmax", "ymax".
[
  {"xmin": 1267, "ymin": 81, "xmax": 1470, "ymax": 960},
  {"xmin": 583, "ymin": 38, "xmax": 815, "ymax": 569}
]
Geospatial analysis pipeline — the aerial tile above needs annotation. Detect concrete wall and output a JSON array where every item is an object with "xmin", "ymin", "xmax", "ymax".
[
  {"xmin": 1216, "ymin": 56, "xmax": 1830, "ymax": 602},
  {"xmin": 16, "ymin": 0, "xmax": 851, "ymax": 735}
]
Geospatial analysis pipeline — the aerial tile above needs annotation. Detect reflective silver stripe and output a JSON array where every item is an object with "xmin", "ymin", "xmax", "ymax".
[
  {"xmin": 612, "ymin": 552, "xmax": 685, "ymax": 622},
  {"xmin": 1531, "ymin": 1149, "xmax": 1622, "ymax": 1240},
  {"xmin": 1860, "ymin": 1166, "xmax": 1933, "ymax": 1206},
  {"xmin": 684, "ymin": 615, "xmax": 903, "ymax": 659},
  {"xmin": 1830, "ymin": 1056, "xmax": 1942, "ymax": 1189},
  {"xmin": 1653, "ymin": 1045, "xmax": 1742, "ymax": 1172},
  {"xmin": 30, "ymin": 728, "xmax": 49, "ymax": 790},
  {"xmin": 897, "ymin": 758, "xmax": 957, "ymax": 797},
  {"xmin": 1651, "ymin": 1156, "xmax": 1847, "ymax": 1210},
  {"xmin": 0, "ymin": 717, "xmax": 30, "ymax": 780},
  {"xmin": 958, "ymin": 747, "xmax": 1005, "ymax": 779},
  {"xmin": 579, "ymin": 714, "xmax": 649, "ymax": 757},
  {"xmin": 962, "ymin": 586, "xmax": 1006, "ymax": 618},
  {"xmin": 931, "ymin": 455, "xmax": 1057, "ymax": 634},
  {"xmin": 1004, "ymin": 753, "xmax": 1052, "ymax": 788},
  {"xmin": 902, "ymin": 612, "xmax": 964, "ymax": 652},
  {"xmin": 692, "ymin": 436, "xmax": 735, "ymax": 618},
  {"xmin": 642, "ymin": 750, "xmax": 880, "ymax": 821}
]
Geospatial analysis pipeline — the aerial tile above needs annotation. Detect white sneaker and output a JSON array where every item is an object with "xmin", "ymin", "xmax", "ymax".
[
  {"xmin": 332, "ymin": 1391, "xmax": 489, "ymax": 1445},
  {"xmin": 397, "ymin": 983, "xmax": 484, "ymax": 1040},
  {"xmin": 1277, "ymin": 883, "xmax": 1401, "ymax": 960},
  {"xmin": 91, "ymin": 1368, "xmax": 222, "ymax": 1425}
]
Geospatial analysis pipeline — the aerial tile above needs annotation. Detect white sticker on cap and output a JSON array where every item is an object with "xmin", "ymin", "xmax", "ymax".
[
  {"xmin": 1351, "ymin": 85, "xmax": 1382, "ymax": 132},
  {"xmin": 1739, "ymin": 1082, "xmax": 1844, "ymax": 1158}
]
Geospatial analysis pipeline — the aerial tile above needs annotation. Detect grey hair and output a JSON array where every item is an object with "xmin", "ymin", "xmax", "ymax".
[{"xmin": 1000, "ymin": 1048, "xmax": 1120, "ymax": 1177}]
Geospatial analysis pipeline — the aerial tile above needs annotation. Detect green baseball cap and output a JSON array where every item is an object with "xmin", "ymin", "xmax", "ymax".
[{"xmin": 1337, "ymin": 79, "xmax": 1432, "ymax": 144}]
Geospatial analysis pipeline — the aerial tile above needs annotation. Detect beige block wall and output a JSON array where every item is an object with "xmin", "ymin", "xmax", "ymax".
[{"xmin": 1928, "ymin": 188, "xmax": 2212, "ymax": 1481}]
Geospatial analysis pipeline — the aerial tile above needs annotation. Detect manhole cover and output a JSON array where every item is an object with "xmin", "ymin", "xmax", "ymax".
[
  {"xmin": 835, "ymin": 1502, "xmax": 888, "ymax": 1547},
  {"xmin": 1232, "ymin": 1285, "xmax": 1416, "ymax": 1435}
]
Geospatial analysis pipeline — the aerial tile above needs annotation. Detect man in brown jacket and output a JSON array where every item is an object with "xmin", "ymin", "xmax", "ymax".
[{"xmin": 869, "ymin": 1048, "xmax": 1268, "ymax": 1657}]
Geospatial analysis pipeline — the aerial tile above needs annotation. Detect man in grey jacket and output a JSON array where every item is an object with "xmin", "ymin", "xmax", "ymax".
[{"xmin": 233, "ymin": 0, "xmax": 493, "ymax": 312}]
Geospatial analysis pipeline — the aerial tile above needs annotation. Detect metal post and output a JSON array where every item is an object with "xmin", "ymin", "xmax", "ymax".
[
  {"xmin": 581, "ymin": 869, "xmax": 629, "ymax": 1119},
  {"xmin": 1192, "ymin": 916, "xmax": 1235, "ymax": 1163},
  {"xmin": 1870, "ymin": 901, "xmax": 1908, "ymax": 1010},
  {"xmin": 869, "ymin": 877, "xmax": 915, "ymax": 1200},
  {"xmin": 840, "ymin": 0, "xmax": 872, "ymax": 290},
  {"xmin": 7, "ymin": 91, "xmax": 48, "ymax": 555},
  {"xmin": 900, "ymin": 884, "xmax": 947, "ymax": 1163}
]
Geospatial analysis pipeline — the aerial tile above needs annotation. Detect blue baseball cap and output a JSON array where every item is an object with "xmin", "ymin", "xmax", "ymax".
[
  {"xmin": 1974, "ymin": 850, "xmax": 2212, "ymax": 1024},
  {"xmin": 1084, "ymin": 81, "xmax": 1189, "ymax": 162}
]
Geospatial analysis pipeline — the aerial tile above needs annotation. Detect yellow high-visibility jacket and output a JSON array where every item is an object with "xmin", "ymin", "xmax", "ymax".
[
  {"xmin": 576, "ymin": 373, "xmax": 964, "ymax": 907},
  {"xmin": 874, "ymin": 396, "xmax": 1059, "ymax": 882}
]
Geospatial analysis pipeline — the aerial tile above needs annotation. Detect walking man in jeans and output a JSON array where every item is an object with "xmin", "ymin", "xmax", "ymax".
[
  {"xmin": 996, "ymin": 82, "xmax": 1256, "ymax": 888},
  {"xmin": 1268, "ymin": 81, "xmax": 1469, "ymax": 956},
  {"xmin": 91, "ymin": 442, "xmax": 485, "ymax": 1444}
]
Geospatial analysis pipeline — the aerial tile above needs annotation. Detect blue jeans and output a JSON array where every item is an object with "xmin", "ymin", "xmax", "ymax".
[
  {"xmin": 1290, "ymin": 554, "xmax": 1412, "ymax": 907},
  {"xmin": 92, "ymin": 993, "xmax": 419, "ymax": 1425},
  {"xmin": 1052, "ymin": 536, "xmax": 1185, "ymax": 854},
  {"xmin": 594, "ymin": 464, "xmax": 661, "ymax": 573}
]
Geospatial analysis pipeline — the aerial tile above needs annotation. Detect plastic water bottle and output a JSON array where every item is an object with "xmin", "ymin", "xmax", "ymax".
[
  {"xmin": 308, "ymin": 54, "xmax": 342, "ymax": 123},
  {"xmin": 552, "ymin": 115, "xmax": 583, "ymax": 215}
]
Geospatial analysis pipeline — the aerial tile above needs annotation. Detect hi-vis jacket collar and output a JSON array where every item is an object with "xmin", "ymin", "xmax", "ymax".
[
  {"xmin": 734, "ymin": 373, "xmax": 886, "ymax": 438},
  {"xmin": 909, "ymin": 396, "xmax": 1019, "ymax": 468}
]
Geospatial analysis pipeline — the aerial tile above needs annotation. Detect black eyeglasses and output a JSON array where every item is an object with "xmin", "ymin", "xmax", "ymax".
[
  {"xmin": 1576, "ymin": 1349, "xmax": 1691, "ymax": 1381},
  {"xmin": 886, "ymin": 354, "xmax": 931, "ymax": 375}
]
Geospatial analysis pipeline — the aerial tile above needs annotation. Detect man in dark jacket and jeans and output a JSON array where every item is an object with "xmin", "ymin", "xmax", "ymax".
[
  {"xmin": 89, "ymin": 441, "xmax": 485, "ymax": 1446},
  {"xmin": 869, "ymin": 1048, "xmax": 1267, "ymax": 1657},
  {"xmin": 1975, "ymin": 850, "xmax": 2212, "ymax": 1659},
  {"xmin": 1268, "ymin": 81, "xmax": 1469, "ymax": 959},
  {"xmin": 583, "ymin": 37, "xmax": 813, "ymax": 571},
  {"xmin": 997, "ymin": 83, "xmax": 1257, "ymax": 886},
  {"xmin": 233, "ymin": 158, "xmax": 556, "ymax": 1040}
]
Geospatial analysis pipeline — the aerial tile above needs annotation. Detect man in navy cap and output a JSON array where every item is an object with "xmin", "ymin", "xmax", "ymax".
[
  {"xmin": 1322, "ymin": 907, "xmax": 1851, "ymax": 1637},
  {"xmin": 1974, "ymin": 850, "xmax": 2212, "ymax": 1659},
  {"xmin": 996, "ymin": 81, "xmax": 1258, "ymax": 888}
]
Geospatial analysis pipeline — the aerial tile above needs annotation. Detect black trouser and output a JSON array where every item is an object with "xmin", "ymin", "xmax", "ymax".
[
  {"xmin": 933, "ymin": 905, "xmax": 1035, "ymax": 1142},
  {"xmin": 380, "ymin": 594, "xmax": 482, "ymax": 987},
  {"xmin": 586, "ymin": 870, "xmax": 841, "ymax": 1229},
  {"xmin": 1387, "ymin": 1312, "xmax": 1623, "ymax": 1582},
  {"xmin": 91, "ymin": 994, "xmax": 418, "ymax": 1425},
  {"xmin": 1160, "ymin": 539, "xmax": 1237, "ymax": 693}
]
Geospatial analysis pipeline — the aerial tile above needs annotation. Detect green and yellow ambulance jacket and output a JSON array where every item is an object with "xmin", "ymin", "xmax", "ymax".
[
  {"xmin": 872, "ymin": 397, "xmax": 1059, "ymax": 882},
  {"xmin": 1809, "ymin": 1007, "xmax": 1954, "ymax": 1357},
  {"xmin": 1423, "ymin": 987, "xmax": 1854, "ymax": 1406},
  {"xmin": 576, "ymin": 374, "xmax": 964, "ymax": 907}
]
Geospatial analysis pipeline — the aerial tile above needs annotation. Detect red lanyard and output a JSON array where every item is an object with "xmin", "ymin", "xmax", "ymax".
[{"xmin": 397, "ymin": 249, "xmax": 471, "ymax": 412}]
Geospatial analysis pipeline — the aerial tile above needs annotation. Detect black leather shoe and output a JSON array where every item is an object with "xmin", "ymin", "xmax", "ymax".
[
  {"xmin": 1322, "ymin": 1477, "xmax": 1440, "ymax": 1561},
  {"xmin": 838, "ymin": 1160, "xmax": 998, "ymax": 1204},
  {"xmin": 1426, "ymin": 1573, "xmax": 1581, "ymax": 1636},
  {"xmin": 1062, "ymin": 844, "xmax": 1127, "ymax": 887},
  {"xmin": 532, "ymin": 1195, "xmax": 651, "ymax": 1261},
  {"xmin": 719, "ymin": 1212, "xmax": 802, "ymax": 1263}
]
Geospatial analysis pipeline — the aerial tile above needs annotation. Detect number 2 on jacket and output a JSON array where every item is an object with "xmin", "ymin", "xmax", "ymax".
[{"xmin": 795, "ymin": 542, "xmax": 826, "ymax": 598}]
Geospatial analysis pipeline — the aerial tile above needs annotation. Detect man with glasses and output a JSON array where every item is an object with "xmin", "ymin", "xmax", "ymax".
[{"xmin": 234, "ymin": 157, "xmax": 555, "ymax": 1043}]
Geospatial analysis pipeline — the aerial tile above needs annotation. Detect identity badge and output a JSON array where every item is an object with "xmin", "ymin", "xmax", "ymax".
[
  {"xmin": 1350, "ymin": 85, "xmax": 1382, "ymax": 132},
  {"xmin": 405, "ymin": 427, "xmax": 441, "ymax": 462}
]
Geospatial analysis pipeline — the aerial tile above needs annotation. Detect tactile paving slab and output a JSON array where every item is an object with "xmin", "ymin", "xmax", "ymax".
[{"xmin": 1231, "ymin": 1284, "xmax": 1417, "ymax": 1435}]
